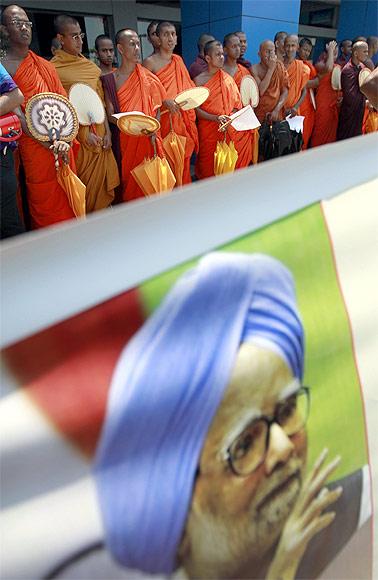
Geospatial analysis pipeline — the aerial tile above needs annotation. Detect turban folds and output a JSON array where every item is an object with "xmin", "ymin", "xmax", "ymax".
[{"xmin": 94, "ymin": 252, "xmax": 304, "ymax": 574}]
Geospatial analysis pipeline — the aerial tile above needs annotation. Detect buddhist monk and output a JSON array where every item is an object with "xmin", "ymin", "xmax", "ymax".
[
  {"xmin": 283, "ymin": 35, "xmax": 310, "ymax": 123},
  {"xmin": 95, "ymin": 34, "xmax": 115, "ymax": 75},
  {"xmin": 336, "ymin": 39, "xmax": 352, "ymax": 68},
  {"xmin": 102, "ymin": 28, "xmax": 166, "ymax": 201},
  {"xmin": 1, "ymin": 4, "xmax": 77, "ymax": 229},
  {"xmin": 235, "ymin": 30, "xmax": 252, "ymax": 70},
  {"xmin": 364, "ymin": 36, "xmax": 378, "ymax": 71},
  {"xmin": 337, "ymin": 41, "xmax": 369, "ymax": 141},
  {"xmin": 311, "ymin": 40, "xmax": 340, "ymax": 147},
  {"xmin": 251, "ymin": 40, "xmax": 289, "ymax": 123},
  {"xmin": 188, "ymin": 33, "xmax": 215, "ymax": 80},
  {"xmin": 146, "ymin": 21, "xmax": 160, "ymax": 57},
  {"xmin": 142, "ymin": 21, "xmax": 198, "ymax": 185},
  {"xmin": 274, "ymin": 31, "xmax": 287, "ymax": 62},
  {"xmin": 194, "ymin": 40, "xmax": 252, "ymax": 180},
  {"xmin": 297, "ymin": 37, "xmax": 319, "ymax": 149},
  {"xmin": 52, "ymin": 15, "xmax": 119, "ymax": 213},
  {"xmin": 223, "ymin": 32, "xmax": 258, "ymax": 164}
]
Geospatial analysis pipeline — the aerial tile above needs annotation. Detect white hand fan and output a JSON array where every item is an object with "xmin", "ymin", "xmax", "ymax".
[
  {"xmin": 69, "ymin": 83, "xmax": 105, "ymax": 134},
  {"xmin": 331, "ymin": 65, "xmax": 342, "ymax": 91},
  {"xmin": 240, "ymin": 76, "xmax": 259, "ymax": 108}
]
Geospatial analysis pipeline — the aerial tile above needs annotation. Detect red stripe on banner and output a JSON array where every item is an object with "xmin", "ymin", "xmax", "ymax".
[
  {"xmin": 3, "ymin": 289, "xmax": 145, "ymax": 458},
  {"xmin": 320, "ymin": 201, "xmax": 374, "ymax": 576}
]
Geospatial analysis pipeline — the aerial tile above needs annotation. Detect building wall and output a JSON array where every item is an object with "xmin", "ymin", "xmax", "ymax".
[{"xmin": 337, "ymin": 0, "xmax": 378, "ymax": 41}]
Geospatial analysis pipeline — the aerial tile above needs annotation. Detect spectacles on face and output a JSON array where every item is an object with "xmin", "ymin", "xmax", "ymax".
[
  {"xmin": 64, "ymin": 32, "xmax": 85, "ymax": 41},
  {"xmin": 10, "ymin": 19, "xmax": 33, "ymax": 29},
  {"xmin": 225, "ymin": 386, "xmax": 310, "ymax": 477}
]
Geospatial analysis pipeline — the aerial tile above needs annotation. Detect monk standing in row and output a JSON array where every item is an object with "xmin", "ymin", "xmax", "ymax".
[
  {"xmin": 52, "ymin": 16, "xmax": 119, "ymax": 213},
  {"xmin": 235, "ymin": 30, "xmax": 252, "ymax": 70},
  {"xmin": 337, "ymin": 41, "xmax": 368, "ymax": 141},
  {"xmin": 223, "ymin": 32, "xmax": 258, "ymax": 164},
  {"xmin": 297, "ymin": 37, "xmax": 318, "ymax": 149},
  {"xmin": 142, "ymin": 21, "xmax": 198, "ymax": 185},
  {"xmin": 188, "ymin": 33, "xmax": 215, "ymax": 80},
  {"xmin": 103, "ymin": 29, "xmax": 166, "ymax": 201},
  {"xmin": 283, "ymin": 35, "xmax": 310, "ymax": 119},
  {"xmin": 194, "ymin": 40, "xmax": 252, "ymax": 179},
  {"xmin": 252, "ymin": 40, "xmax": 289, "ymax": 123},
  {"xmin": 1, "ymin": 4, "xmax": 76, "ymax": 229},
  {"xmin": 274, "ymin": 31, "xmax": 287, "ymax": 62},
  {"xmin": 311, "ymin": 40, "xmax": 340, "ymax": 147},
  {"xmin": 95, "ymin": 34, "xmax": 115, "ymax": 76}
]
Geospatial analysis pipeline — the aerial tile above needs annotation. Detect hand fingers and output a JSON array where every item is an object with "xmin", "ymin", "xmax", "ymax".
[
  {"xmin": 301, "ymin": 511, "xmax": 336, "ymax": 546},
  {"xmin": 303, "ymin": 448, "xmax": 329, "ymax": 488},
  {"xmin": 300, "ymin": 486, "xmax": 342, "ymax": 529},
  {"xmin": 300, "ymin": 455, "xmax": 341, "ymax": 513}
]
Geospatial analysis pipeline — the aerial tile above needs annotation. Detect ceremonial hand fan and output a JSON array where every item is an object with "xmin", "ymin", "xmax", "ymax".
[
  {"xmin": 358, "ymin": 68, "xmax": 371, "ymax": 88},
  {"xmin": 114, "ymin": 112, "xmax": 160, "ymax": 136},
  {"xmin": 240, "ymin": 76, "xmax": 259, "ymax": 108},
  {"xmin": 331, "ymin": 65, "xmax": 342, "ymax": 90},
  {"xmin": 25, "ymin": 92, "xmax": 79, "ymax": 169},
  {"xmin": 174, "ymin": 87, "xmax": 209, "ymax": 110},
  {"xmin": 69, "ymin": 83, "xmax": 105, "ymax": 135}
]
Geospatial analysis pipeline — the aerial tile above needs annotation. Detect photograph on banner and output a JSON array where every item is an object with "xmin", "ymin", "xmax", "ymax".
[{"xmin": 1, "ymin": 200, "xmax": 371, "ymax": 579}]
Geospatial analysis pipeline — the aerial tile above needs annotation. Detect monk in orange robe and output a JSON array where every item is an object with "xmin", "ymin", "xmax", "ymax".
[
  {"xmin": 223, "ymin": 32, "xmax": 258, "ymax": 164},
  {"xmin": 311, "ymin": 41, "xmax": 341, "ymax": 147},
  {"xmin": 194, "ymin": 40, "xmax": 252, "ymax": 180},
  {"xmin": 251, "ymin": 40, "xmax": 289, "ymax": 124},
  {"xmin": 1, "ymin": 5, "xmax": 76, "ymax": 229},
  {"xmin": 142, "ymin": 21, "xmax": 198, "ymax": 185},
  {"xmin": 103, "ymin": 29, "xmax": 166, "ymax": 202},
  {"xmin": 297, "ymin": 38, "xmax": 319, "ymax": 149},
  {"xmin": 53, "ymin": 15, "xmax": 119, "ymax": 213},
  {"xmin": 283, "ymin": 35, "xmax": 310, "ymax": 123}
]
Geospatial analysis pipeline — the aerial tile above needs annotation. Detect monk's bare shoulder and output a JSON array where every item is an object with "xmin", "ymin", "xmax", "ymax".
[
  {"xmin": 251, "ymin": 63, "xmax": 262, "ymax": 83},
  {"xmin": 142, "ymin": 55, "xmax": 157, "ymax": 73},
  {"xmin": 194, "ymin": 71, "xmax": 209, "ymax": 86}
]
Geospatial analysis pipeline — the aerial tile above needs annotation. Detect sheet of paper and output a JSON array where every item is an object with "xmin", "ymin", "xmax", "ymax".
[
  {"xmin": 285, "ymin": 115, "xmax": 305, "ymax": 133},
  {"xmin": 230, "ymin": 105, "xmax": 261, "ymax": 131}
]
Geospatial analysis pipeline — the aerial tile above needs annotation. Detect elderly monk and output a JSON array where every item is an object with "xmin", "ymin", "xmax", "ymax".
[
  {"xmin": 251, "ymin": 40, "xmax": 289, "ymax": 123},
  {"xmin": 1, "ymin": 4, "xmax": 78, "ymax": 229},
  {"xmin": 223, "ymin": 32, "xmax": 259, "ymax": 164},
  {"xmin": 95, "ymin": 252, "xmax": 342, "ymax": 579},
  {"xmin": 283, "ymin": 35, "xmax": 310, "ymax": 121},
  {"xmin": 336, "ymin": 39, "xmax": 352, "ymax": 68},
  {"xmin": 52, "ymin": 15, "xmax": 119, "ymax": 213},
  {"xmin": 188, "ymin": 33, "xmax": 215, "ymax": 80},
  {"xmin": 337, "ymin": 41, "xmax": 368, "ymax": 141},
  {"xmin": 142, "ymin": 21, "xmax": 198, "ymax": 185},
  {"xmin": 310, "ymin": 41, "xmax": 340, "ymax": 147},
  {"xmin": 297, "ymin": 37, "xmax": 319, "ymax": 149},
  {"xmin": 274, "ymin": 30, "xmax": 287, "ymax": 62},
  {"xmin": 193, "ymin": 40, "xmax": 252, "ymax": 179},
  {"xmin": 102, "ymin": 29, "xmax": 166, "ymax": 202}
]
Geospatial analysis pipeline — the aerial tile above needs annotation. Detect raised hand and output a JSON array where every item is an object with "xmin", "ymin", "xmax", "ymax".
[{"xmin": 266, "ymin": 449, "xmax": 342, "ymax": 580}]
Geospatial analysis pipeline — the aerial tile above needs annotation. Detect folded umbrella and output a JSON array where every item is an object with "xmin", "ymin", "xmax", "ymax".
[
  {"xmin": 57, "ymin": 163, "xmax": 86, "ymax": 217},
  {"xmin": 131, "ymin": 156, "xmax": 176, "ymax": 197},
  {"xmin": 162, "ymin": 129, "xmax": 186, "ymax": 186},
  {"xmin": 214, "ymin": 140, "xmax": 238, "ymax": 175}
]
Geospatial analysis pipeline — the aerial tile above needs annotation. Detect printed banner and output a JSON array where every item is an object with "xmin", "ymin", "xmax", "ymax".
[{"xmin": 1, "ymin": 178, "xmax": 374, "ymax": 579}]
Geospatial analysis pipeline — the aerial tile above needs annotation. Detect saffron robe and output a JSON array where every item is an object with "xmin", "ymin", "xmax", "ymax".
[
  {"xmin": 13, "ymin": 51, "xmax": 75, "ymax": 229},
  {"xmin": 52, "ymin": 50, "xmax": 119, "ymax": 212},
  {"xmin": 195, "ymin": 70, "xmax": 252, "ymax": 180},
  {"xmin": 298, "ymin": 60, "xmax": 317, "ymax": 149},
  {"xmin": 311, "ymin": 68, "xmax": 341, "ymax": 148},
  {"xmin": 116, "ymin": 64, "xmax": 166, "ymax": 201},
  {"xmin": 156, "ymin": 55, "xmax": 199, "ymax": 185},
  {"xmin": 254, "ymin": 62, "xmax": 289, "ymax": 123},
  {"xmin": 337, "ymin": 61, "xmax": 366, "ymax": 141},
  {"xmin": 232, "ymin": 64, "xmax": 259, "ymax": 165},
  {"xmin": 285, "ymin": 59, "xmax": 310, "ymax": 110}
]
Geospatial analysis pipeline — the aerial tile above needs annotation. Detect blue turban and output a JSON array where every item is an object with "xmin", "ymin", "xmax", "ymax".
[{"xmin": 94, "ymin": 252, "xmax": 304, "ymax": 575}]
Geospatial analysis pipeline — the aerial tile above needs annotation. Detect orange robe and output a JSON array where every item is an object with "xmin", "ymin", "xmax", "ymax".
[
  {"xmin": 13, "ymin": 51, "xmax": 76, "ymax": 229},
  {"xmin": 363, "ymin": 106, "xmax": 378, "ymax": 133},
  {"xmin": 285, "ymin": 59, "xmax": 310, "ymax": 110},
  {"xmin": 232, "ymin": 64, "xmax": 259, "ymax": 165},
  {"xmin": 298, "ymin": 60, "xmax": 317, "ymax": 149},
  {"xmin": 311, "ymin": 68, "xmax": 341, "ymax": 147},
  {"xmin": 116, "ymin": 64, "xmax": 166, "ymax": 201},
  {"xmin": 254, "ymin": 62, "xmax": 289, "ymax": 123},
  {"xmin": 156, "ymin": 55, "xmax": 199, "ymax": 185},
  {"xmin": 195, "ymin": 69, "xmax": 252, "ymax": 180},
  {"xmin": 52, "ymin": 50, "xmax": 119, "ymax": 212}
]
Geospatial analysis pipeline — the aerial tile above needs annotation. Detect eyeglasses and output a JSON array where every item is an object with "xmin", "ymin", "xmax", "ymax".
[
  {"xmin": 225, "ymin": 386, "xmax": 310, "ymax": 477},
  {"xmin": 64, "ymin": 32, "xmax": 85, "ymax": 41},
  {"xmin": 10, "ymin": 19, "xmax": 33, "ymax": 29}
]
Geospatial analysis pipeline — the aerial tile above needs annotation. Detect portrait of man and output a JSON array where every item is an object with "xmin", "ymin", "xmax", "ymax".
[{"xmin": 93, "ymin": 252, "xmax": 345, "ymax": 579}]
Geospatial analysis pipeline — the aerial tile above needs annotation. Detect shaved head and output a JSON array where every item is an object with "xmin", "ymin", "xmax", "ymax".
[
  {"xmin": 197, "ymin": 33, "xmax": 214, "ymax": 53},
  {"xmin": 1, "ymin": 4, "xmax": 27, "ymax": 25},
  {"xmin": 353, "ymin": 40, "xmax": 368, "ymax": 53},
  {"xmin": 284, "ymin": 34, "xmax": 298, "ymax": 45},
  {"xmin": 260, "ymin": 39, "xmax": 275, "ymax": 52},
  {"xmin": 115, "ymin": 28, "xmax": 137, "ymax": 45},
  {"xmin": 54, "ymin": 14, "xmax": 79, "ymax": 35}
]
